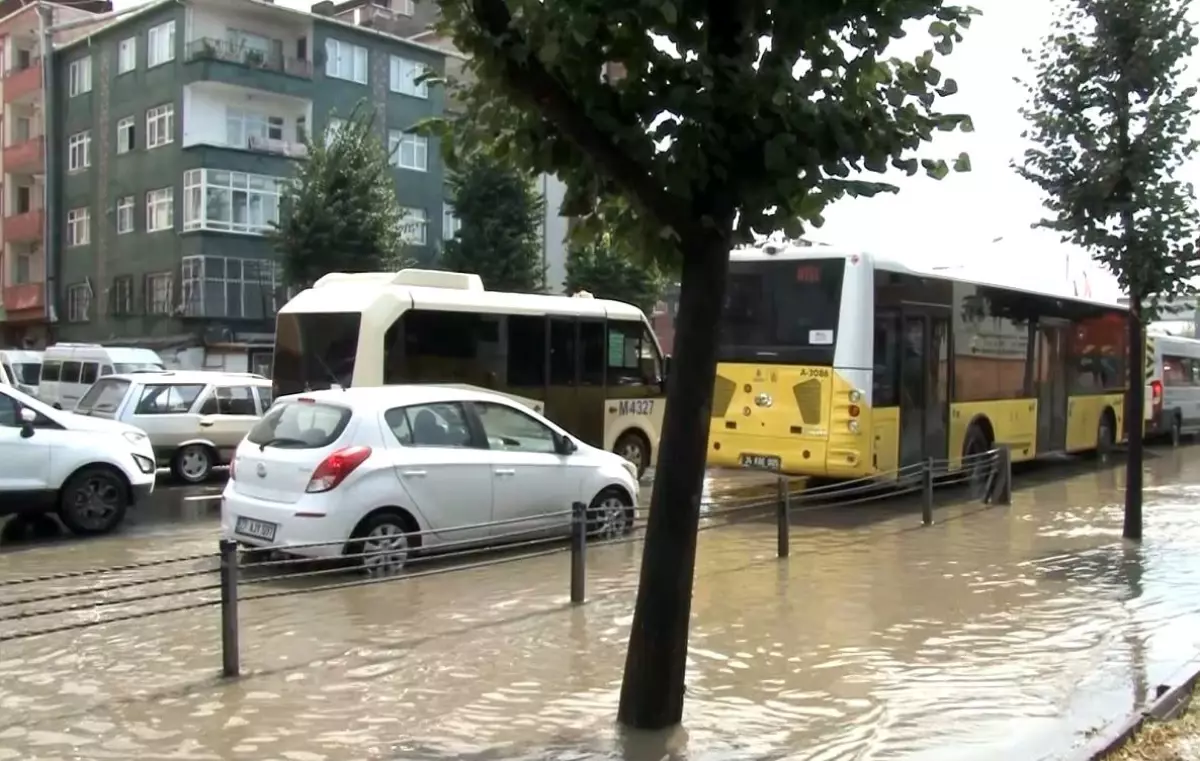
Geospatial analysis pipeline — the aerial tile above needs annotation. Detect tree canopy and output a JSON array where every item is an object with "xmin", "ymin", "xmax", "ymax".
[
  {"xmin": 434, "ymin": 0, "xmax": 978, "ymax": 730},
  {"xmin": 564, "ymin": 235, "xmax": 665, "ymax": 313},
  {"xmin": 271, "ymin": 105, "xmax": 409, "ymax": 288},
  {"xmin": 440, "ymin": 153, "xmax": 546, "ymax": 291},
  {"xmin": 1016, "ymin": 0, "xmax": 1200, "ymax": 317}
]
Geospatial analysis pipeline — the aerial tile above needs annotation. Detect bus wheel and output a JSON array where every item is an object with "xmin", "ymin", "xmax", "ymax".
[
  {"xmin": 614, "ymin": 431, "xmax": 650, "ymax": 479},
  {"xmin": 1096, "ymin": 411, "xmax": 1116, "ymax": 459},
  {"xmin": 961, "ymin": 425, "xmax": 992, "ymax": 499}
]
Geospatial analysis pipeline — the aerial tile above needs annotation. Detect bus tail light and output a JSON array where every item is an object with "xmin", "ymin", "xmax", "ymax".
[
  {"xmin": 1151, "ymin": 380, "xmax": 1164, "ymax": 414},
  {"xmin": 848, "ymin": 404, "xmax": 861, "ymax": 417},
  {"xmin": 848, "ymin": 389, "xmax": 863, "ymax": 403},
  {"xmin": 848, "ymin": 420, "xmax": 860, "ymax": 433}
]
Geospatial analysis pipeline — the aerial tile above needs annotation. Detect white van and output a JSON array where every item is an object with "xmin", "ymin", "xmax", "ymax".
[
  {"xmin": 39, "ymin": 343, "xmax": 165, "ymax": 410},
  {"xmin": 0, "ymin": 349, "xmax": 43, "ymax": 396},
  {"xmin": 1145, "ymin": 330, "xmax": 1200, "ymax": 442}
]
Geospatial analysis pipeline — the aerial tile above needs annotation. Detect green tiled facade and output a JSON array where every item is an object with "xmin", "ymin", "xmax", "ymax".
[{"xmin": 48, "ymin": 0, "xmax": 447, "ymax": 353}]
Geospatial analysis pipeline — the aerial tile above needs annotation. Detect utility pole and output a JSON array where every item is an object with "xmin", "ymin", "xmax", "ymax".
[{"xmin": 37, "ymin": 1, "xmax": 154, "ymax": 333}]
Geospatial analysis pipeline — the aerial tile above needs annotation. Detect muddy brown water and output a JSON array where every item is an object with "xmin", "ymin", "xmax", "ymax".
[{"xmin": 2, "ymin": 454, "xmax": 1200, "ymax": 760}]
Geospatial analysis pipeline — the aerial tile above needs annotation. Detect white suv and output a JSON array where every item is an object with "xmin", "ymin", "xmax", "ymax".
[
  {"xmin": 0, "ymin": 384, "xmax": 157, "ymax": 535},
  {"xmin": 221, "ymin": 385, "xmax": 639, "ymax": 575}
]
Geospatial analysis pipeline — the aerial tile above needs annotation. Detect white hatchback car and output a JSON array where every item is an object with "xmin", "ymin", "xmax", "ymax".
[
  {"xmin": 0, "ymin": 383, "xmax": 156, "ymax": 535},
  {"xmin": 220, "ymin": 385, "xmax": 639, "ymax": 574}
]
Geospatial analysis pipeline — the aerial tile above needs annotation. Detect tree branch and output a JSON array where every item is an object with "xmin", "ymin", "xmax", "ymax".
[{"xmin": 468, "ymin": 0, "xmax": 693, "ymax": 240}]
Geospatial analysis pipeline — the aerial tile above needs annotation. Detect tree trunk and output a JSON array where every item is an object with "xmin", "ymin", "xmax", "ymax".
[
  {"xmin": 617, "ymin": 233, "xmax": 732, "ymax": 730},
  {"xmin": 1124, "ymin": 294, "xmax": 1144, "ymax": 541}
]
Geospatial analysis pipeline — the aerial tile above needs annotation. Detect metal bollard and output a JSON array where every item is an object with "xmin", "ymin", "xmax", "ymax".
[
  {"xmin": 995, "ymin": 445, "xmax": 1013, "ymax": 506},
  {"xmin": 218, "ymin": 538, "xmax": 240, "ymax": 678},
  {"xmin": 776, "ymin": 477, "xmax": 790, "ymax": 558},
  {"xmin": 570, "ymin": 501, "xmax": 586, "ymax": 605},
  {"xmin": 921, "ymin": 457, "xmax": 934, "ymax": 525}
]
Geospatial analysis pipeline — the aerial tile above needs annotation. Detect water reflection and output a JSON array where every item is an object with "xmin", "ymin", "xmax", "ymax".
[{"xmin": 2, "ymin": 454, "xmax": 1200, "ymax": 760}]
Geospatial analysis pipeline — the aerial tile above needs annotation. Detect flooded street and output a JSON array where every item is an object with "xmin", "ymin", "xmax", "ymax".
[{"xmin": 3, "ymin": 452, "xmax": 1200, "ymax": 760}]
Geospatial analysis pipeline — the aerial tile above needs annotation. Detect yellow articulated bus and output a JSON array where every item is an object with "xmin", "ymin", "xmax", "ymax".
[{"xmin": 708, "ymin": 243, "xmax": 1130, "ymax": 481}]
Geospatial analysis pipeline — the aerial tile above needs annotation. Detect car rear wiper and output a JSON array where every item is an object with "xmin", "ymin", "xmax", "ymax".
[{"xmin": 258, "ymin": 436, "xmax": 307, "ymax": 451}]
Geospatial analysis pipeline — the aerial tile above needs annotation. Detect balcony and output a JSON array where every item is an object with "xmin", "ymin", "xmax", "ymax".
[
  {"xmin": 4, "ymin": 136, "xmax": 44, "ymax": 175},
  {"xmin": 186, "ymin": 37, "xmax": 312, "ymax": 78},
  {"xmin": 3, "ymin": 209, "xmax": 43, "ymax": 242},
  {"xmin": 247, "ymin": 135, "xmax": 308, "ymax": 158},
  {"xmin": 3, "ymin": 62, "xmax": 42, "ymax": 104},
  {"xmin": 3, "ymin": 282, "xmax": 44, "ymax": 314}
]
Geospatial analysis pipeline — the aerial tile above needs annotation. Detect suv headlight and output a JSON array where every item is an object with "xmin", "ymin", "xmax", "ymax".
[{"xmin": 123, "ymin": 431, "xmax": 148, "ymax": 446}]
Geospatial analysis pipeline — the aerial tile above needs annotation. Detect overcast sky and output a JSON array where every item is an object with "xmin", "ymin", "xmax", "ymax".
[{"xmin": 125, "ymin": 0, "xmax": 1200, "ymax": 302}]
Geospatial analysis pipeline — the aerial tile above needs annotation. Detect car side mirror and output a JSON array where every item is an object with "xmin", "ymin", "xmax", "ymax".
[
  {"xmin": 19, "ymin": 407, "xmax": 36, "ymax": 438},
  {"xmin": 554, "ymin": 433, "xmax": 577, "ymax": 455}
]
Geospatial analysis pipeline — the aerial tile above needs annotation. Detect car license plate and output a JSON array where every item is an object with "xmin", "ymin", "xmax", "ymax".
[
  {"xmin": 235, "ymin": 516, "xmax": 278, "ymax": 542},
  {"xmin": 739, "ymin": 453, "xmax": 782, "ymax": 471}
]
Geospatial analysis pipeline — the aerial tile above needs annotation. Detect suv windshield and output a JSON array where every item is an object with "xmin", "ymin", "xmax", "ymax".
[
  {"xmin": 246, "ymin": 400, "xmax": 352, "ymax": 449},
  {"xmin": 75, "ymin": 378, "xmax": 132, "ymax": 417}
]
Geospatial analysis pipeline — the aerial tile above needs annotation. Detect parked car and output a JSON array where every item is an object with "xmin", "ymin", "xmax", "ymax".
[
  {"xmin": 220, "ymin": 385, "xmax": 640, "ymax": 576},
  {"xmin": 39, "ymin": 343, "xmax": 165, "ymax": 410},
  {"xmin": 0, "ymin": 383, "xmax": 156, "ymax": 535},
  {"xmin": 74, "ymin": 371, "xmax": 273, "ymax": 483}
]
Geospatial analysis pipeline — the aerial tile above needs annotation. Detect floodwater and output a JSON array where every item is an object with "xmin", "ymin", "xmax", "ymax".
[{"xmin": 2, "ymin": 452, "xmax": 1200, "ymax": 761}]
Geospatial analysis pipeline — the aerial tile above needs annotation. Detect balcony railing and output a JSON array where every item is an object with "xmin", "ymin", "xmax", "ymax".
[
  {"xmin": 3, "ymin": 282, "xmax": 44, "ymax": 313},
  {"xmin": 3, "ymin": 209, "xmax": 44, "ymax": 242},
  {"xmin": 4, "ymin": 136, "xmax": 44, "ymax": 174},
  {"xmin": 185, "ymin": 38, "xmax": 313, "ymax": 79},
  {"xmin": 246, "ymin": 135, "xmax": 309, "ymax": 157},
  {"xmin": 3, "ymin": 61, "xmax": 42, "ymax": 103}
]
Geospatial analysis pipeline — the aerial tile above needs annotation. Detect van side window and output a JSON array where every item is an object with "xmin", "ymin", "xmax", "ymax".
[
  {"xmin": 100, "ymin": 364, "xmax": 114, "ymax": 377},
  {"xmin": 41, "ymin": 362, "xmax": 61, "ymax": 382},
  {"xmin": 61, "ymin": 362, "xmax": 82, "ymax": 384},
  {"xmin": 135, "ymin": 384, "xmax": 205, "ymax": 414},
  {"xmin": 79, "ymin": 362, "xmax": 99, "ymax": 385}
]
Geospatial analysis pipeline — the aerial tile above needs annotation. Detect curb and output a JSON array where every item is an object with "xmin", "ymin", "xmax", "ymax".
[{"xmin": 1069, "ymin": 652, "xmax": 1200, "ymax": 761}]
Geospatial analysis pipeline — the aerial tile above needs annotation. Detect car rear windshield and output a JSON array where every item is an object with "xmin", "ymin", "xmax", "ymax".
[
  {"xmin": 246, "ymin": 400, "xmax": 352, "ymax": 449},
  {"xmin": 75, "ymin": 378, "xmax": 131, "ymax": 417}
]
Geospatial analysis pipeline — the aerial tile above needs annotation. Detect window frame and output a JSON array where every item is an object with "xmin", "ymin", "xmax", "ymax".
[
  {"xmin": 324, "ymin": 38, "xmax": 368, "ymax": 84},
  {"xmin": 116, "ymin": 195, "xmax": 135, "ymax": 233},
  {"xmin": 146, "ymin": 186, "xmax": 174, "ymax": 232},
  {"xmin": 66, "ymin": 207, "xmax": 90, "ymax": 247},
  {"xmin": 398, "ymin": 206, "xmax": 427, "ymax": 245},
  {"xmin": 389, "ymin": 130, "xmax": 428, "ymax": 171},
  {"xmin": 182, "ymin": 168, "xmax": 283, "ymax": 235},
  {"xmin": 67, "ymin": 130, "xmax": 91, "ymax": 172},
  {"xmin": 388, "ymin": 55, "xmax": 428, "ymax": 98},
  {"xmin": 66, "ymin": 283, "xmax": 91, "ymax": 322},
  {"xmin": 111, "ymin": 275, "xmax": 134, "ymax": 315},
  {"xmin": 145, "ymin": 272, "xmax": 173, "ymax": 315},
  {"xmin": 68, "ymin": 56, "xmax": 92, "ymax": 96},
  {"xmin": 146, "ymin": 103, "xmax": 174, "ymax": 149},
  {"xmin": 147, "ymin": 21, "xmax": 176, "ymax": 68},
  {"xmin": 116, "ymin": 115, "xmax": 135, "ymax": 154},
  {"xmin": 117, "ymin": 37, "xmax": 137, "ymax": 74}
]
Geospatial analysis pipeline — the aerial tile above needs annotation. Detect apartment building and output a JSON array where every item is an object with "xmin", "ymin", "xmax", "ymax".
[
  {"xmin": 47, "ymin": 0, "xmax": 447, "ymax": 369},
  {"xmin": 0, "ymin": 0, "xmax": 111, "ymax": 348},
  {"xmin": 325, "ymin": 0, "xmax": 576, "ymax": 293}
]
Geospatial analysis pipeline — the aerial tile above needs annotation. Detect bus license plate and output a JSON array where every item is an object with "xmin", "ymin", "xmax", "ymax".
[{"xmin": 739, "ymin": 453, "xmax": 781, "ymax": 471}]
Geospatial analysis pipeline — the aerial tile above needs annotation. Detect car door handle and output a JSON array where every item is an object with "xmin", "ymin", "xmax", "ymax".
[
  {"xmin": 401, "ymin": 469, "xmax": 427, "ymax": 477},
  {"xmin": 494, "ymin": 468, "xmax": 516, "ymax": 476},
  {"xmin": 199, "ymin": 420, "xmax": 214, "ymax": 427}
]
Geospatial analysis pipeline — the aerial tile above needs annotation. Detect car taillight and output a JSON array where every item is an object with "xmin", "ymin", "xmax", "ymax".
[
  {"xmin": 305, "ymin": 446, "xmax": 371, "ymax": 493},
  {"xmin": 1151, "ymin": 380, "xmax": 1164, "ymax": 412}
]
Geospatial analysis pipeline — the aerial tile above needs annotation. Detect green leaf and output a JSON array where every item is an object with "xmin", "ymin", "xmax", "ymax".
[{"xmin": 953, "ymin": 152, "xmax": 971, "ymax": 172}]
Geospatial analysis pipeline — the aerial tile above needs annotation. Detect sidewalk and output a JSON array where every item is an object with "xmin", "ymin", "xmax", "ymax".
[{"xmin": 1112, "ymin": 690, "xmax": 1200, "ymax": 760}]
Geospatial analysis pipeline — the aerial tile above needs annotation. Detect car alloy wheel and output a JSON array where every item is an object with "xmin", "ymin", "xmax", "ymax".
[
  {"xmin": 361, "ymin": 522, "xmax": 411, "ymax": 576},
  {"xmin": 589, "ymin": 493, "xmax": 631, "ymax": 540}
]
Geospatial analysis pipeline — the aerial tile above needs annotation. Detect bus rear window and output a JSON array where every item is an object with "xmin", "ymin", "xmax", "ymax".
[
  {"xmin": 719, "ymin": 258, "xmax": 845, "ymax": 365},
  {"xmin": 273, "ymin": 312, "xmax": 361, "ymax": 397}
]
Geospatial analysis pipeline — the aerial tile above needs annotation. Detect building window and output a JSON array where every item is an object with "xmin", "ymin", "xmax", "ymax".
[
  {"xmin": 183, "ymin": 169, "xmax": 282, "ymax": 235},
  {"xmin": 396, "ymin": 0, "xmax": 415, "ymax": 14},
  {"xmin": 443, "ymin": 204, "xmax": 460, "ymax": 239},
  {"xmin": 226, "ymin": 108, "xmax": 284, "ymax": 148},
  {"xmin": 66, "ymin": 207, "xmax": 90, "ymax": 246},
  {"xmin": 111, "ymin": 276, "xmax": 134, "ymax": 315},
  {"xmin": 118, "ymin": 37, "xmax": 137, "ymax": 74},
  {"xmin": 146, "ymin": 187, "xmax": 174, "ymax": 232},
  {"xmin": 68, "ymin": 57, "xmax": 92, "ymax": 96},
  {"xmin": 399, "ymin": 207, "xmax": 427, "ymax": 245},
  {"xmin": 145, "ymin": 272, "xmax": 172, "ymax": 315},
  {"xmin": 67, "ymin": 131, "xmax": 91, "ymax": 172},
  {"xmin": 147, "ymin": 103, "xmax": 174, "ymax": 149},
  {"xmin": 67, "ymin": 283, "xmax": 91, "ymax": 322},
  {"xmin": 117, "ymin": 116, "xmax": 135, "ymax": 154},
  {"xmin": 180, "ymin": 255, "xmax": 281, "ymax": 318},
  {"xmin": 148, "ymin": 21, "xmax": 175, "ymax": 67},
  {"xmin": 14, "ymin": 251, "xmax": 34, "ymax": 284},
  {"xmin": 389, "ymin": 131, "xmax": 428, "ymax": 171},
  {"xmin": 325, "ymin": 38, "xmax": 367, "ymax": 84},
  {"xmin": 116, "ymin": 196, "xmax": 134, "ymax": 233},
  {"xmin": 388, "ymin": 56, "xmax": 428, "ymax": 98}
]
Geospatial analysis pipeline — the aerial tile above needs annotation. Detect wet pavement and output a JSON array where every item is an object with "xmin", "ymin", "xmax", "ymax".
[{"xmin": 2, "ymin": 450, "xmax": 1200, "ymax": 760}]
